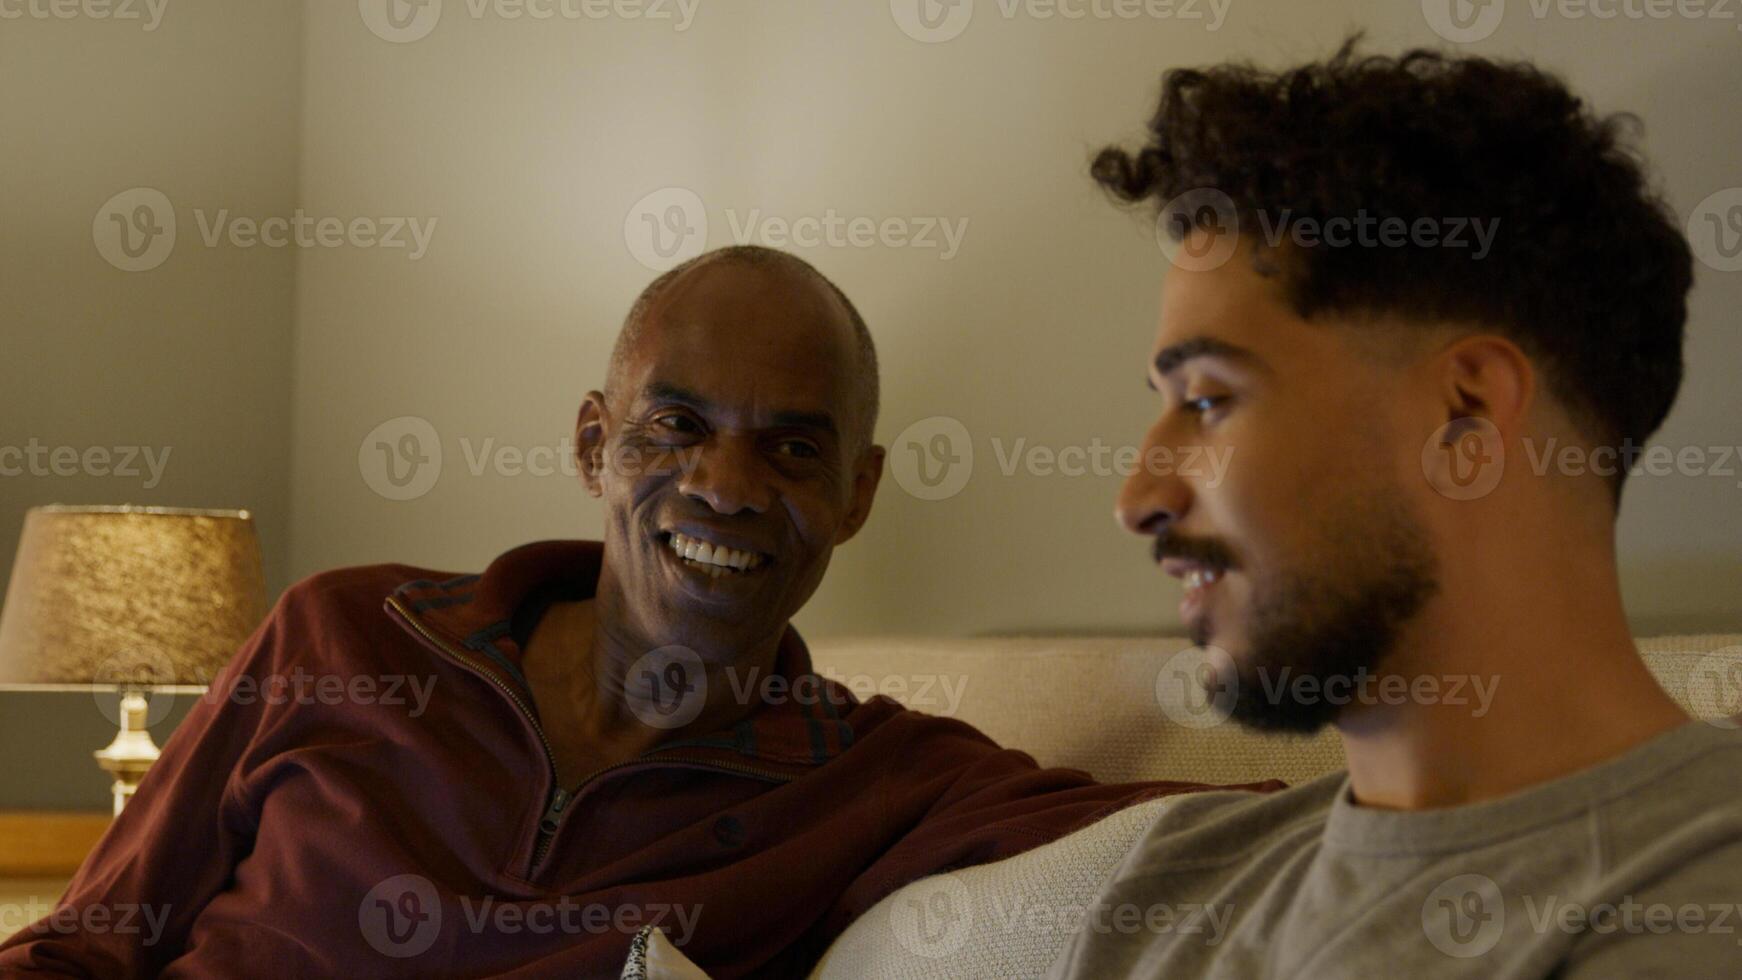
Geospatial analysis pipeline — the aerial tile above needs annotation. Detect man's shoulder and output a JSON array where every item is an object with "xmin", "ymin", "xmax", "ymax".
[
  {"xmin": 228, "ymin": 559, "xmax": 473, "ymax": 675},
  {"xmin": 1595, "ymin": 721, "xmax": 1742, "ymax": 850},
  {"xmin": 840, "ymin": 697, "xmax": 1024, "ymax": 759},
  {"xmin": 283, "ymin": 559, "xmax": 472, "ymax": 611}
]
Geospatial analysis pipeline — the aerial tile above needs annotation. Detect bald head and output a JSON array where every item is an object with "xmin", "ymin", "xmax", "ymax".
[
  {"xmin": 607, "ymin": 246, "xmax": 880, "ymax": 452},
  {"xmin": 574, "ymin": 246, "xmax": 888, "ymax": 661}
]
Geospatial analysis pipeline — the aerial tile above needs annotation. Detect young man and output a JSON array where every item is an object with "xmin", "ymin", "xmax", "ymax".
[
  {"xmin": 0, "ymin": 246, "xmax": 1275, "ymax": 979},
  {"xmin": 1050, "ymin": 38, "xmax": 1741, "ymax": 977}
]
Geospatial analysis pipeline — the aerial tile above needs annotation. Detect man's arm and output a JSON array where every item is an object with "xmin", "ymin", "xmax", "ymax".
[
  {"xmin": 823, "ymin": 710, "xmax": 1282, "ymax": 932},
  {"xmin": 0, "ymin": 604, "xmax": 286, "ymax": 977}
]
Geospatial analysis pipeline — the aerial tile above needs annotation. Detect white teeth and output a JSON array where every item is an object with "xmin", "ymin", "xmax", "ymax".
[
  {"xmin": 666, "ymin": 532, "xmax": 763, "ymax": 573},
  {"xmin": 1185, "ymin": 568, "xmax": 1223, "ymax": 591}
]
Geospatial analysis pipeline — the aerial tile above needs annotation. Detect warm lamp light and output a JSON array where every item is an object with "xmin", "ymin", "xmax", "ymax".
[{"xmin": 0, "ymin": 505, "xmax": 269, "ymax": 814}]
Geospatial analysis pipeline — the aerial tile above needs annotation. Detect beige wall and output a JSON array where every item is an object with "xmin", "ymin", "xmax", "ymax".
[
  {"xmin": 291, "ymin": 0, "xmax": 1741, "ymax": 639},
  {"xmin": 3, "ymin": 0, "xmax": 1739, "ymax": 808},
  {"xmin": 0, "ymin": 0, "xmax": 300, "ymax": 807},
  {"xmin": 1, "ymin": 0, "xmax": 299, "ymax": 597}
]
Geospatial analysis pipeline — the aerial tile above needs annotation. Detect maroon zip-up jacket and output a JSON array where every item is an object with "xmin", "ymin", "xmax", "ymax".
[{"xmin": 0, "ymin": 540, "xmax": 1282, "ymax": 979}]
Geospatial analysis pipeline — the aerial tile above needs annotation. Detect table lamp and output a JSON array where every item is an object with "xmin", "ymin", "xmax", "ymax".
[{"xmin": 0, "ymin": 505, "xmax": 269, "ymax": 815}]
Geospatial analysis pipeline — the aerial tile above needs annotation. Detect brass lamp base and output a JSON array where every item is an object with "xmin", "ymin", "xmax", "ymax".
[{"xmin": 93, "ymin": 689, "xmax": 162, "ymax": 816}]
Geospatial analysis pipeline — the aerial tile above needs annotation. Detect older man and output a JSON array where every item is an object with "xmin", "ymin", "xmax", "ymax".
[{"xmin": 0, "ymin": 246, "xmax": 1276, "ymax": 978}]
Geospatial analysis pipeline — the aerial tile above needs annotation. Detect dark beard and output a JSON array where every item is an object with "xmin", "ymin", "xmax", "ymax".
[{"xmin": 1207, "ymin": 489, "xmax": 1441, "ymax": 735}]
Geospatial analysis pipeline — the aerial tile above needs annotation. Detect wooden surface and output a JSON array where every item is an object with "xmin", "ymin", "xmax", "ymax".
[
  {"xmin": 0, "ymin": 812, "xmax": 109, "ymax": 877},
  {"xmin": 1, "ymin": 877, "xmax": 74, "ymax": 937}
]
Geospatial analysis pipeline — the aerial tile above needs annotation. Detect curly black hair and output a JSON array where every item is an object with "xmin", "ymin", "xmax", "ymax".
[{"xmin": 1093, "ymin": 34, "xmax": 1693, "ymax": 502}]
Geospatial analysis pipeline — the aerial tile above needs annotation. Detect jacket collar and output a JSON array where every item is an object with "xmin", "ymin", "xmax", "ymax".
[{"xmin": 383, "ymin": 540, "xmax": 858, "ymax": 769}]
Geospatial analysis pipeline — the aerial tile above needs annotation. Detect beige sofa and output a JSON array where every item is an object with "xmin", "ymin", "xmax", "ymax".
[{"xmin": 801, "ymin": 633, "xmax": 1742, "ymax": 979}]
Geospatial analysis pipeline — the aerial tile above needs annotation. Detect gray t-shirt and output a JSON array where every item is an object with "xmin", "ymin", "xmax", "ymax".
[{"xmin": 1045, "ymin": 720, "xmax": 1742, "ymax": 978}]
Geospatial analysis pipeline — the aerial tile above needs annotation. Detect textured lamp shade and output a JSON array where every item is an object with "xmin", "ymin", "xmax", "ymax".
[{"xmin": 0, "ymin": 505, "xmax": 269, "ymax": 689}]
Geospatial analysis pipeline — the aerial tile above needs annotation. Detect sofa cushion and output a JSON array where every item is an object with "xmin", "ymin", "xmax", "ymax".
[{"xmin": 810, "ymin": 794, "xmax": 1194, "ymax": 979}]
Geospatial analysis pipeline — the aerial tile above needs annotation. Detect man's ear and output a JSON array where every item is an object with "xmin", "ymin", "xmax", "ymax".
[
  {"xmin": 575, "ymin": 391, "xmax": 609, "ymax": 498},
  {"xmin": 1420, "ymin": 334, "xmax": 1534, "ymax": 500},
  {"xmin": 834, "ymin": 444, "xmax": 886, "ymax": 546},
  {"xmin": 1437, "ymin": 334, "xmax": 1534, "ymax": 436}
]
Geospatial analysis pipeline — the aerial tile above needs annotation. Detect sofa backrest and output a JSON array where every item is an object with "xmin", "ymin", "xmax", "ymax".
[{"xmin": 810, "ymin": 634, "xmax": 1742, "ymax": 788}]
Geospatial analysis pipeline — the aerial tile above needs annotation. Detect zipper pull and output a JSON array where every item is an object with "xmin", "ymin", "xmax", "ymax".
[
  {"xmin": 539, "ymin": 787, "xmax": 572, "ymax": 834},
  {"xmin": 529, "ymin": 787, "xmax": 572, "ymax": 873}
]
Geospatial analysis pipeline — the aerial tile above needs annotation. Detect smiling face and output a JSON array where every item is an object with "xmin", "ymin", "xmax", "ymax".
[
  {"xmin": 1117, "ymin": 233, "xmax": 1441, "ymax": 733},
  {"xmin": 578, "ymin": 258, "xmax": 883, "ymax": 661}
]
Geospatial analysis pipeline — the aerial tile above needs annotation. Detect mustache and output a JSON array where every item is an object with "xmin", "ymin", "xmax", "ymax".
[{"xmin": 1151, "ymin": 533, "xmax": 1237, "ymax": 571}]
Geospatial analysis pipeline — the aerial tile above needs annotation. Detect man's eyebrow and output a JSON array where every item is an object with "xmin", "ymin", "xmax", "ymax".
[
  {"xmin": 641, "ymin": 381, "xmax": 709, "ymax": 410},
  {"xmin": 640, "ymin": 382, "xmax": 839, "ymax": 437},
  {"xmin": 1148, "ymin": 336, "xmax": 1268, "ymax": 386},
  {"xmin": 770, "ymin": 410, "xmax": 839, "ymax": 437}
]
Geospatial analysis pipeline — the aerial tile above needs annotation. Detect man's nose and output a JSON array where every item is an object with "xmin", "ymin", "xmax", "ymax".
[
  {"xmin": 678, "ymin": 439, "xmax": 773, "ymax": 516},
  {"xmin": 1115, "ymin": 428, "xmax": 1193, "ymax": 536}
]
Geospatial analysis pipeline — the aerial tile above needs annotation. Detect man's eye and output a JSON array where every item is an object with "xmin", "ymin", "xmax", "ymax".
[
  {"xmin": 654, "ymin": 414, "xmax": 702, "ymax": 435},
  {"xmin": 775, "ymin": 440, "xmax": 820, "ymax": 459},
  {"xmin": 1186, "ymin": 395, "xmax": 1231, "ymax": 416}
]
